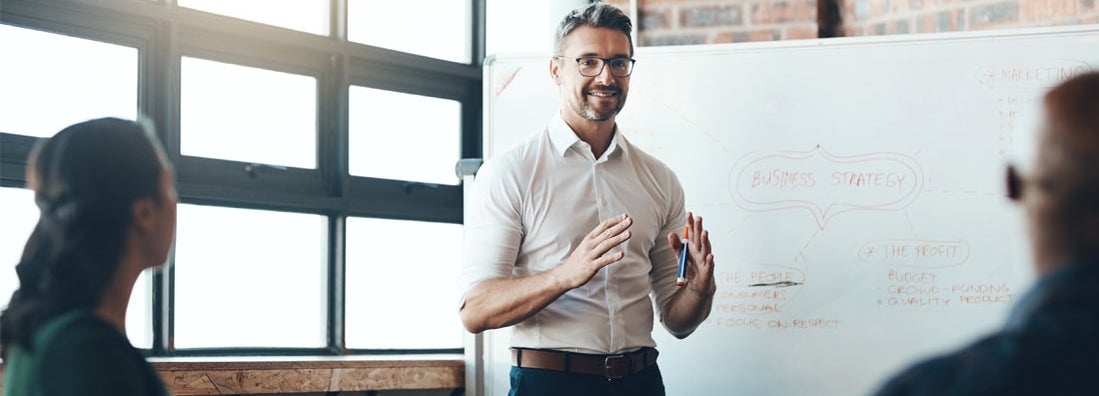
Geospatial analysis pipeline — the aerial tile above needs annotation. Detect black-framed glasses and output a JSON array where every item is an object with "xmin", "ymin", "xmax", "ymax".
[
  {"xmin": 1006, "ymin": 164, "xmax": 1056, "ymax": 202},
  {"xmin": 1006, "ymin": 165, "xmax": 1023, "ymax": 201},
  {"xmin": 554, "ymin": 56, "xmax": 636, "ymax": 77}
]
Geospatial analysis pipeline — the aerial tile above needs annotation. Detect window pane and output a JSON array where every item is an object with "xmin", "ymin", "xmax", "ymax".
[
  {"xmin": 174, "ymin": 204, "xmax": 326, "ymax": 348},
  {"xmin": 0, "ymin": 187, "xmax": 152, "ymax": 348},
  {"xmin": 345, "ymin": 217, "xmax": 463, "ymax": 349},
  {"xmin": 181, "ymin": 57, "xmax": 317, "ymax": 169},
  {"xmin": 349, "ymin": 87, "xmax": 461, "ymax": 185},
  {"xmin": 0, "ymin": 24, "xmax": 137, "ymax": 137},
  {"xmin": 0, "ymin": 187, "xmax": 37, "ymax": 310},
  {"xmin": 178, "ymin": 0, "xmax": 329, "ymax": 36},
  {"xmin": 127, "ymin": 270, "xmax": 153, "ymax": 349},
  {"xmin": 348, "ymin": 0, "xmax": 470, "ymax": 63}
]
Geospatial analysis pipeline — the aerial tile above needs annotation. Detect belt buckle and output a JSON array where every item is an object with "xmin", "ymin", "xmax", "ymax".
[{"xmin": 603, "ymin": 354, "xmax": 627, "ymax": 381}]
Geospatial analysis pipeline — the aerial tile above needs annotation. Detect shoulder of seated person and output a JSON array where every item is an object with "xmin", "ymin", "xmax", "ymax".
[{"xmin": 38, "ymin": 311, "xmax": 131, "ymax": 358}]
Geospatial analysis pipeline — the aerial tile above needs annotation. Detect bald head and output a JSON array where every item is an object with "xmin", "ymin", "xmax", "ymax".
[
  {"xmin": 1043, "ymin": 73, "xmax": 1099, "ymax": 155},
  {"xmin": 1021, "ymin": 72, "xmax": 1099, "ymax": 271}
]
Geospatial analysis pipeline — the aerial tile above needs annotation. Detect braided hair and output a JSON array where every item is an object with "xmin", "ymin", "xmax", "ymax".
[{"xmin": 1, "ymin": 118, "xmax": 166, "ymax": 358}]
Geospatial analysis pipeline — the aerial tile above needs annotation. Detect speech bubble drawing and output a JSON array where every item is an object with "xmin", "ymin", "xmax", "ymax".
[
  {"xmin": 857, "ymin": 239, "xmax": 971, "ymax": 269},
  {"xmin": 975, "ymin": 59, "xmax": 1094, "ymax": 90},
  {"xmin": 729, "ymin": 146, "xmax": 924, "ymax": 229}
]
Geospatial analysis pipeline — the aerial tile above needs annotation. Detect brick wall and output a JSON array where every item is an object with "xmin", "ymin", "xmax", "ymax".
[
  {"xmin": 843, "ymin": 0, "xmax": 1099, "ymax": 36},
  {"xmin": 624, "ymin": 0, "xmax": 818, "ymax": 45},
  {"xmin": 609, "ymin": 0, "xmax": 1098, "ymax": 45}
]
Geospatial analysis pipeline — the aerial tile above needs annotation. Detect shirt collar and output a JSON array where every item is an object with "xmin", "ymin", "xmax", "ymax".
[{"xmin": 548, "ymin": 112, "xmax": 625, "ymax": 160}]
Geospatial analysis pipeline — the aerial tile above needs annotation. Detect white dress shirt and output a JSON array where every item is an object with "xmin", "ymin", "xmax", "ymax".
[{"xmin": 460, "ymin": 113, "xmax": 687, "ymax": 354}]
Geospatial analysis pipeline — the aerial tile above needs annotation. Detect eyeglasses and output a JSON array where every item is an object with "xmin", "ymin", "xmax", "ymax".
[
  {"xmin": 1006, "ymin": 164, "xmax": 1056, "ymax": 202},
  {"xmin": 554, "ymin": 56, "xmax": 636, "ymax": 77},
  {"xmin": 1006, "ymin": 165, "xmax": 1023, "ymax": 201}
]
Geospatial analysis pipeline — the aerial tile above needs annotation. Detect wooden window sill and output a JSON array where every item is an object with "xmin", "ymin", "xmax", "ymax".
[{"xmin": 2, "ymin": 355, "xmax": 465, "ymax": 395}]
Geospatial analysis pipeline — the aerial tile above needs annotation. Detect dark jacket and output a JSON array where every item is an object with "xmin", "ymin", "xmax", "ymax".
[{"xmin": 874, "ymin": 261, "xmax": 1099, "ymax": 396}]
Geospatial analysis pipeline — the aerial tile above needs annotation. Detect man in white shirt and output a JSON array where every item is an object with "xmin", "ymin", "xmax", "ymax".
[{"xmin": 459, "ymin": 4, "xmax": 717, "ymax": 396}]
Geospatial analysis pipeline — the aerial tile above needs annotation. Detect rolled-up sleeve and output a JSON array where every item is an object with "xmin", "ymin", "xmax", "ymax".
[
  {"xmin": 458, "ymin": 157, "xmax": 525, "ymax": 307},
  {"xmin": 649, "ymin": 172, "xmax": 687, "ymax": 319}
]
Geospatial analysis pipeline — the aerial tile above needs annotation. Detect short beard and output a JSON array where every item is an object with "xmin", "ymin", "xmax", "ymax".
[{"xmin": 576, "ymin": 94, "xmax": 625, "ymax": 122}]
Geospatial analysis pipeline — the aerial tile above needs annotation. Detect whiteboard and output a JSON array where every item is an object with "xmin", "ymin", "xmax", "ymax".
[{"xmin": 477, "ymin": 25, "xmax": 1099, "ymax": 396}]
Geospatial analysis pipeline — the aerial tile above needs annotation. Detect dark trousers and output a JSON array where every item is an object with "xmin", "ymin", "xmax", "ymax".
[{"xmin": 508, "ymin": 364, "xmax": 667, "ymax": 396}]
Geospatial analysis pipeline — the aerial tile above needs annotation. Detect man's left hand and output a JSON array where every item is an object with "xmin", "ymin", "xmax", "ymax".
[{"xmin": 667, "ymin": 211, "xmax": 716, "ymax": 297}]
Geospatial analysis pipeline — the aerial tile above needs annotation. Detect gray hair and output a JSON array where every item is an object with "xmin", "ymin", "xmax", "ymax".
[{"xmin": 553, "ymin": 3, "xmax": 634, "ymax": 56}]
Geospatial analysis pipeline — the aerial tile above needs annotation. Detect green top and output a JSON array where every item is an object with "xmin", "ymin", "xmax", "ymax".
[{"xmin": 2, "ymin": 310, "xmax": 168, "ymax": 396}]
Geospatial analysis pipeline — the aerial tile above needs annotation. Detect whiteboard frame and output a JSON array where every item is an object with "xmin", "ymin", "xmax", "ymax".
[
  {"xmin": 485, "ymin": 23, "xmax": 1099, "ymax": 62},
  {"xmin": 473, "ymin": 23, "xmax": 1099, "ymax": 396}
]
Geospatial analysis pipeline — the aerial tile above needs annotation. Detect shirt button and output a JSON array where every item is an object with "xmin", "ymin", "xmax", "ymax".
[{"xmin": 601, "ymin": 199, "xmax": 608, "ymax": 206}]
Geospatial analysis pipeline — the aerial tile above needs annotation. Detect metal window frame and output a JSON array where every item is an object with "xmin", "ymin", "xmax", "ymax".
[{"xmin": 0, "ymin": 0, "xmax": 485, "ymax": 357}]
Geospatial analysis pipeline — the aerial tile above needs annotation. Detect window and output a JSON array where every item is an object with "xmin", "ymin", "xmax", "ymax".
[
  {"xmin": 180, "ymin": 57, "xmax": 318, "ymax": 169},
  {"xmin": 177, "ymin": 0, "xmax": 330, "ymax": 36},
  {"xmin": 0, "ymin": 186, "xmax": 153, "ymax": 348},
  {"xmin": 0, "ymin": 0, "xmax": 479, "ymax": 356},
  {"xmin": 173, "ymin": 204, "xmax": 327, "ymax": 348},
  {"xmin": 345, "ymin": 217, "xmax": 464, "ymax": 350},
  {"xmin": 348, "ymin": 0, "xmax": 471, "ymax": 63},
  {"xmin": 0, "ymin": 187, "xmax": 37, "ymax": 310},
  {"xmin": 0, "ymin": 24, "xmax": 137, "ymax": 137},
  {"xmin": 127, "ymin": 271, "xmax": 154, "ymax": 348},
  {"xmin": 349, "ymin": 87, "xmax": 462, "ymax": 185}
]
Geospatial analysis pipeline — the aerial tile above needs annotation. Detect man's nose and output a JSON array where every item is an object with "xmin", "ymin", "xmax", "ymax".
[{"xmin": 594, "ymin": 62, "xmax": 616, "ymax": 84}]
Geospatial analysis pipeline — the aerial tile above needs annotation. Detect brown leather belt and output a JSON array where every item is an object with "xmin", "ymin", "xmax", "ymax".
[{"xmin": 511, "ymin": 347, "xmax": 658, "ymax": 380}]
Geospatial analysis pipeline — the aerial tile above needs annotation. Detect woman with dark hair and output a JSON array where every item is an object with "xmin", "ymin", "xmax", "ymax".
[{"xmin": 1, "ymin": 118, "xmax": 175, "ymax": 395}]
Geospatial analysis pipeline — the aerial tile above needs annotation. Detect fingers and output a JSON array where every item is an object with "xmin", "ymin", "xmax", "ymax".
[
  {"xmin": 558, "ymin": 214, "xmax": 635, "ymax": 289},
  {"xmin": 593, "ymin": 249, "xmax": 627, "ymax": 268},
  {"xmin": 592, "ymin": 227, "xmax": 631, "ymax": 258},
  {"xmin": 667, "ymin": 232, "xmax": 682, "ymax": 251},
  {"xmin": 700, "ymin": 253, "xmax": 716, "ymax": 285},
  {"xmin": 694, "ymin": 229, "xmax": 711, "ymax": 259},
  {"xmin": 688, "ymin": 253, "xmax": 717, "ymax": 295},
  {"xmin": 602, "ymin": 215, "xmax": 632, "ymax": 240},
  {"xmin": 685, "ymin": 212, "xmax": 707, "ymax": 255},
  {"xmin": 576, "ymin": 214, "xmax": 632, "ymax": 272},
  {"xmin": 702, "ymin": 230, "xmax": 713, "ymax": 257},
  {"xmin": 684, "ymin": 212, "xmax": 715, "ymax": 272},
  {"xmin": 689, "ymin": 212, "xmax": 703, "ymax": 247},
  {"xmin": 587, "ymin": 213, "xmax": 630, "ymax": 240},
  {"xmin": 699, "ymin": 253, "xmax": 714, "ymax": 271},
  {"xmin": 685, "ymin": 212, "xmax": 695, "ymax": 243}
]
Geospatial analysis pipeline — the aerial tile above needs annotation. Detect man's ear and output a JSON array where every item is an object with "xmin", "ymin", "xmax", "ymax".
[
  {"xmin": 130, "ymin": 198, "xmax": 156, "ymax": 235},
  {"xmin": 549, "ymin": 57, "xmax": 561, "ymax": 85}
]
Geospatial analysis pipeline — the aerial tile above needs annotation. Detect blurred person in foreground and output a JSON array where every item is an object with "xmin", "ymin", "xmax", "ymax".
[
  {"xmin": 874, "ymin": 72, "xmax": 1099, "ymax": 395},
  {"xmin": 2, "ymin": 118, "xmax": 175, "ymax": 396}
]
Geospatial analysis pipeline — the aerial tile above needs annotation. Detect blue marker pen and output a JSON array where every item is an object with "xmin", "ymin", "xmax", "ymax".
[{"xmin": 677, "ymin": 226, "xmax": 689, "ymax": 286}]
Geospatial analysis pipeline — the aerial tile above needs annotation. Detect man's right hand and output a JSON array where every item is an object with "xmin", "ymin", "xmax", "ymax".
[
  {"xmin": 459, "ymin": 213, "xmax": 633, "ymax": 333},
  {"xmin": 553, "ymin": 213, "xmax": 633, "ymax": 289}
]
